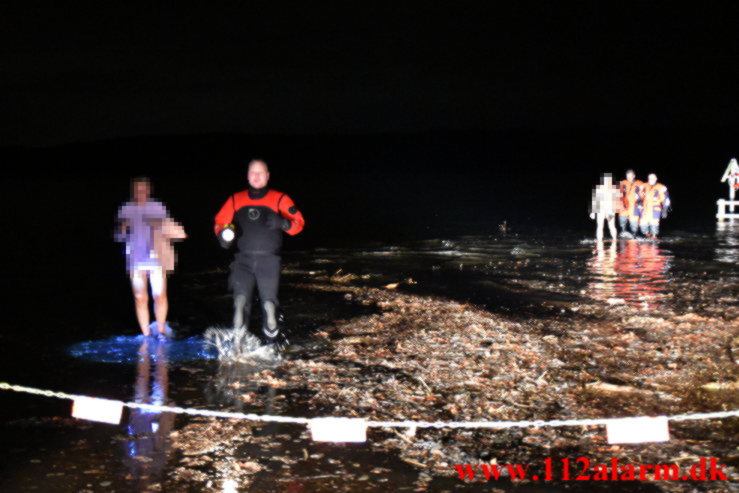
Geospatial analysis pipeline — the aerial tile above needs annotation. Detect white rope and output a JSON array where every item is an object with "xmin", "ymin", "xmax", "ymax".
[
  {"xmin": 2, "ymin": 382, "xmax": 737, "ymax": 430},
  {"xmin": 0, "ymin": 382, "xmax": 311, "ymax": 424}
]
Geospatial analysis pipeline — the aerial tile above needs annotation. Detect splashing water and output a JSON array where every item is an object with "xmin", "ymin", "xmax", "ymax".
[{"xmin": 203, "ymin": 327, "xmax": 281, "ymax": 363}]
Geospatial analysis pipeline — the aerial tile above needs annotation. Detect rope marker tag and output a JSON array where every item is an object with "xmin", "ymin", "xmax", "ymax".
[
  {"xmin": 607, "ymin": 416, "xmax": 669, "ymax": 444},
  {"xmin": 72, "ymin": 397, "xmax": 124, "ymax": 425},
  {"xmin": 309, "ymin": 417, "xmax": 367, "ymax": 443}
]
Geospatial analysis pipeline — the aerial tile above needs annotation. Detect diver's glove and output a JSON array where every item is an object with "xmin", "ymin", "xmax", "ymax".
[
  {"xmin": 660, "ymin": 205, "xmax": 671, "ymax": 219},
  {"xmin": 218, "ymin": 225, "xmax": 236, "ymax": 249},
  {"xmin": 265, "ymin": 212, "xmax": 291, "ymax": 231}
]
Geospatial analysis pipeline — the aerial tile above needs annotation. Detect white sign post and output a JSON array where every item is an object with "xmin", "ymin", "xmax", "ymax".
[{"xmin": 717, "ymin": 158, "xmax": 739, "ymax": 221}]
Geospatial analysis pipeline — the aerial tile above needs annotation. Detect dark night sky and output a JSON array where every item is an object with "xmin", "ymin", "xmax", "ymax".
[{"xmin": 3, "ymin": 3, "xmax": 739, "ymax": 146}]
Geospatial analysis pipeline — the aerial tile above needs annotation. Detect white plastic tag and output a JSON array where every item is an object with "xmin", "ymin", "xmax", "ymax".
[
  {"xmin": 71, "ymin": 397, "xmax": 124, "ymax": 425},
  {"xmin": 309, "ymin": 417, "xmax": 367, "ymax": 443},
  {"xmin": 606, "ymin": 416, "xmax": 669, "ymax": 444}
]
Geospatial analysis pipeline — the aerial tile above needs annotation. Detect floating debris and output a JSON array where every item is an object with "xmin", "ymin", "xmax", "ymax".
[{"xmin": 167, "ymin": 264, "xmax": 738, "ymax": 490}]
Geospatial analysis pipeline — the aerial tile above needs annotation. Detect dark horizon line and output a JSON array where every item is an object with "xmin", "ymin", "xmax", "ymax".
[{"xmin": 5, "ymin": 124, "xmax": 739, "ymax": 150}]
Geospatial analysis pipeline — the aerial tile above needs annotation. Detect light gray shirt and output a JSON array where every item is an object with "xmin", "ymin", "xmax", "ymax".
[{"xmin": 116, "ymin": 200, "xmax": 168, "ymax": 270}]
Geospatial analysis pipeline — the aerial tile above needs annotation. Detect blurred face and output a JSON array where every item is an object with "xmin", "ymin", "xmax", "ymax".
[
  {"xmin": 626, "ymin": 171, "xmax": 635, "ymax": 182},
  {"xmin": 603, "ymin": 174, "xmax": 612, "ymax": 186},
  {"xmin": 133, "ymin": 180, "xmax": 150, "ymax": 204},
  {"xmin": 248, "ymin": 161, "xmax": 270, "ymax": 189},
  {"xmin": 648, "ymin": 173, "xmax": 657, "ymax": 185}
]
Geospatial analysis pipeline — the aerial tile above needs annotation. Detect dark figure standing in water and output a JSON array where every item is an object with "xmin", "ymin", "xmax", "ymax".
[{"xmin": 214, "ymin": 159, "xmax": 305, "ymax": 344}]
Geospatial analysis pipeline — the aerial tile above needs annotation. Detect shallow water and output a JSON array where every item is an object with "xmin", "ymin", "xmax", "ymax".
[
  {"xmin": 0, "ymin": 225, "xmax": 736, "ymax": 491},
  {"xmin": 68, "ymin": 335, "xmax": 218, "ymax": 364},
  {"xmin": 304, "ymin": 226, "xmax": 736, "ymax": 315}
]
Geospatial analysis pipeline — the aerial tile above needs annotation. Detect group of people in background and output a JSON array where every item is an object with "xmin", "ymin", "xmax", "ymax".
[{"xmin": 590, "ymin": 169, "xmax": 671, "ymax": 241}]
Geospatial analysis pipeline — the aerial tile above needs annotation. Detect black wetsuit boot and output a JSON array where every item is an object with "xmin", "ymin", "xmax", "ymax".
[{"xmin": 230, "ymin": 252, "xmax": 282, "ymax": 341}]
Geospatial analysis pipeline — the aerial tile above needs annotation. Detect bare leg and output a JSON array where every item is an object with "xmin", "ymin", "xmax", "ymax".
[
  {"xmin": 130, "ymin": 271, "xmax": 151, "ymax": 336},
  {"xmin": 596, "ymin": 213, "xmax": 605, "ymax": 241},
  {"xmin": 607, "ymin": 215, "xmax": 617, "ymax": 239},
  {"xmin": 150, "ymin": 268, "xmax": 168, "ymax": 334}
]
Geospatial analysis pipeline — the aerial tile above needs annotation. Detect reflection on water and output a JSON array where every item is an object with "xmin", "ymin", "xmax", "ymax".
[
  {"xmin": 716, "ymin": 221, "xmax": 739, "ymax": 263},
  {"xmin": 587, "ymin": 240, "xmax": 671, "ymax": 308},
  {"xmin": 66, "ymin": 332, "xmax": 287, "ymax": 487},
  {"xmin": 123, "ymin": 339, "xmax": 175, "ymax": 489},
  {"xmin": 66, "ymin": 336, "xmax": 217, "ymax": 488},
  {"xmin": 67, "ymin": 335, "xmax": 217, "ymax": 364},
  {"xmin": 204, "ymin": 358, "xmax": 281, "ymax": 412}
]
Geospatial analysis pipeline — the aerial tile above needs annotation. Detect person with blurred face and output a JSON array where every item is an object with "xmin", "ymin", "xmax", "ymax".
[
  {"xmin": 638, "ymin": 173, "xmax": 671, "ymax": 238},
  {"xmin": 589, "ymin": 173, "xmax": 622, "ymax": 241},
  {"xmin": 618, "ymin": 169, "xmax": 643, "ymax": 237},
  {"xmin": 116, "ymin": 178, "xmax": 186, "ymax": 337},
  {"xmin": 214, "ymin": 160, "xmax": 305, "ymax": 346}
]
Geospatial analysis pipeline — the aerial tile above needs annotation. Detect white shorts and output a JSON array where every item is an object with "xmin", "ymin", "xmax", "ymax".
[{"xmin": 130, "ymin": 266, "xmax": 165, "ymax": 297}]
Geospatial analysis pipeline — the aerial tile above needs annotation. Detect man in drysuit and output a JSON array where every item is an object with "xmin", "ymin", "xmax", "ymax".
[
  {"xmin": 638, "ymin": 173, "xmax": 671, "ymax": 238},
  {"xmin": 214, "ymin": 159, "xmax": 305, "ymax": 344},
  {"xmin": 618, "ymin": 169, "xmax": 643, "ymax": 238}
]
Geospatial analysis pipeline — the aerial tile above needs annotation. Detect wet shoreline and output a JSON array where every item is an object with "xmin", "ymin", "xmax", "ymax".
[
  {"xmin": 163, "ymin": 269, "xmax": 738, "ymax": 492},
  {"xmin": 0, "ymin": 231, "xmax": 737, "ymax": 492}
]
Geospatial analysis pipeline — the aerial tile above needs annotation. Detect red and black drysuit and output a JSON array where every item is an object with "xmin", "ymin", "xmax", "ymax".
[{"xmin": 214, "ymin": 187, "xmax": 304, "ymax": 338}]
